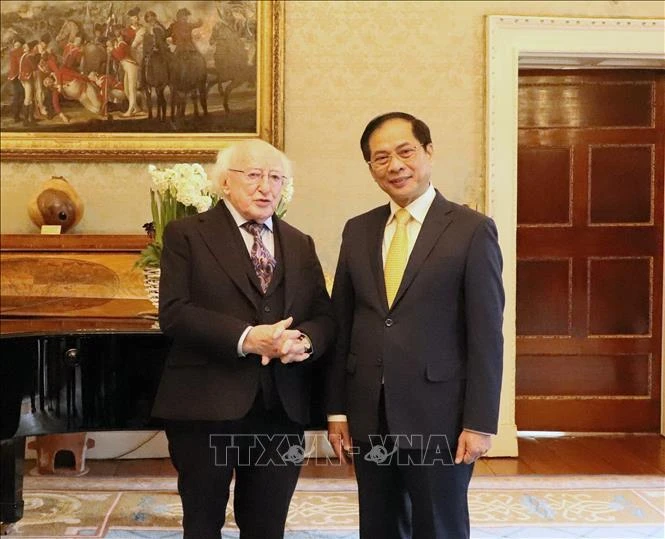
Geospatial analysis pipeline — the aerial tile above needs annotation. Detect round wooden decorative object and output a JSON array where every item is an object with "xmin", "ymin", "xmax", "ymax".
[{"xmin": 27, "ymin": 176, "xmax": 84, "ymax": 233}]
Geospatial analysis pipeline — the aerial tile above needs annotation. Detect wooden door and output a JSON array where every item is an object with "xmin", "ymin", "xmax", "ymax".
[{"xmin": 516, "ymin": 70, "xmax": 664, "ymax": 432}]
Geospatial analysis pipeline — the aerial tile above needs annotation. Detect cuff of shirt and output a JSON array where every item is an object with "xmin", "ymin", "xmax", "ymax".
[
  {"xmin": 463, "ymin": 428, "xmax": 493, "ymax": 436},
  {"xmin": 237, "ymin": 325, "xmax": 253, "ymax": 357},
  {"xmin": 327, "ymin": 414, "xmax": 348, "ymax": 422}
]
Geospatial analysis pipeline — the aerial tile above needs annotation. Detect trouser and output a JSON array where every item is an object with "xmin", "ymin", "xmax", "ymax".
[
  {"xmin": 164, "ymin": 394, "xmax": 304, "ymax": 539},
  {"xmin": 10, "ymin": 79, "xmax": 24, "ymax": 121},
  {"xmin": 354, "ymin": 389, "xmax": 474, "ymax": 539}
]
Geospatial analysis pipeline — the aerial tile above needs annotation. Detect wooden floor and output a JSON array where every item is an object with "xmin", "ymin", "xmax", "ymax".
[
  {"xmin": 475, "ymin": 434, "xmax": 665, "ymax": 476},
  {"xmin": 30, "ymin": 434, "xmax": 665, "ymax": 479}
]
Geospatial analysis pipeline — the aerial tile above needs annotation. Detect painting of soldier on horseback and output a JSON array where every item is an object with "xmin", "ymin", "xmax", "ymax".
[{"xmin": 1, "ymin": 0, "xmax": 260, "ymax": 135}]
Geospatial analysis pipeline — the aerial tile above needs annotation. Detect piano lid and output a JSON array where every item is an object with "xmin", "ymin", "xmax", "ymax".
[
  {"xmin": 1, "ymin": 234, "xmax": 157, "ymax": 336},
  {"xmin": 1, "ymin": 317, "xmax": 160, "ymax": 337}
]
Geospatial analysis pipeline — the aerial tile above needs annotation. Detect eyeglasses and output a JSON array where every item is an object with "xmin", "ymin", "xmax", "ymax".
[
  {"xmin": 367, "ymin": 144, "xmax": 425, "ymax": 171},
  {"xmin": 229, "ymin": 168, "xmax": 286, "ymax": 185}
]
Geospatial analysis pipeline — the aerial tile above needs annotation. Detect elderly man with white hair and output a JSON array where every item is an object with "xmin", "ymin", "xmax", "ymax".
[{"xmin": 152, "ymin": 139, "xmax": 335, "ymax": 539}]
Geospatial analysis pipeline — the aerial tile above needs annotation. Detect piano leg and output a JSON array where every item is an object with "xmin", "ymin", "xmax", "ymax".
[{"xmin": 0, "ymin": 437, "xmax": 25, "ymax": 526}]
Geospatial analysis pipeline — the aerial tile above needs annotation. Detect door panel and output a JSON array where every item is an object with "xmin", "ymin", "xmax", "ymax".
[{"xmin": 516, "ymin": 70, "xmax": 664, "ymax": 432}]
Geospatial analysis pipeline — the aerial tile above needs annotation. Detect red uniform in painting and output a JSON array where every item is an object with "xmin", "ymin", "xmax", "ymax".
[
  {"xmin": 7, "ymin": 45, "xmax": 22, "ymax": 80},
  {"xmin": 123, "ymin": 25, "xmax": 137, "ymax": 44},
  {"xmin": 62, "ymin": 42, "xmax": 82, "ymax": 69},
  {"xmin": 110, "ymin": 39, "xmax": 137, "ymax": 64},
  {"xmin": 39, "ymin": 52, "xmax": 61, "ymax": 83},
  {"xmin": 7, "ymin": 42, "xmax": 25, "ymax": 121},
  {"xmin": 18, "ymin": 50, "xmax": 36, "ymax": 81},
  {"xmin": 48, "ymin": 66, "xmax": 92, "ymax": 113}
]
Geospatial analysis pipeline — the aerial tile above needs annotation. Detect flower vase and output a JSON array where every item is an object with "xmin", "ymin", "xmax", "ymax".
[{"xmin": 142, "ymin": 266, "xmax": 161, "ymax": 311}]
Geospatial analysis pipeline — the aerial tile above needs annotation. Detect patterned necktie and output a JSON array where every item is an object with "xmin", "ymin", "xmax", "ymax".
[
  {"xmin": 242, "ymin": 221, "xmax": 276, "ymax": 293},
  {"xmin": 384, "ymin": 208, "xmax": 411, "ymax": 307}
]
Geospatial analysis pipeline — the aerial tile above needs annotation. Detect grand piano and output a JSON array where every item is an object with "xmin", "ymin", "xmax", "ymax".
[
  {"xmin": 0, "ymin": 234, "xmax": 169, "ymax": 526},
  {"xmin": 0, "ymin": 234, "xmax": 327, "ymax": 527},
  {"xmin": 1, "ymin": 318, "xmax": 169, "ymax": 524}
]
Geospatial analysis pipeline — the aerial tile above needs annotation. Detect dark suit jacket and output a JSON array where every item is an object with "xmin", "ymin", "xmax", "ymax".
[
  {"xmin": 152, "ymin": 202, "xmax": 335, "ymax": 425},
  {"xmin": 327, "ymin": 191, "xmax": 504, "ymax": 446}
]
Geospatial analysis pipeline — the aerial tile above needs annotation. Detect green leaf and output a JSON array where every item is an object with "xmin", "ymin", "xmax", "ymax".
[{"xmin": 134, "ymin": 242, "xmax": 163, "ymax": 269}]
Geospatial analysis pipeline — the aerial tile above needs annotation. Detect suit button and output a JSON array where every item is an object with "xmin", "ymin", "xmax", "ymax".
[
  {"xmin": 385, "ymin": 318, "xmax": 393, "ymax": 327},
  {"xmin": 264, "ymin": 305, "xmax": 271, "ymax": 313}
]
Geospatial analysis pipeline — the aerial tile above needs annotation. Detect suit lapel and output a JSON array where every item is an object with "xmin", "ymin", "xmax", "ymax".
[
  {"xmin": 275, "ymin": 218, "xmax": 299, "ymax": 314},
  {"xmin": 197, "ymin": 202, "xmax": 260, "ymax": 309},
  {"xmin": 369, "ymin": 205, "xmax": 391, "ymax": 312},
  {"xmin": 391, "ymin": 192, "xmax": 455, "ymax": 309}
]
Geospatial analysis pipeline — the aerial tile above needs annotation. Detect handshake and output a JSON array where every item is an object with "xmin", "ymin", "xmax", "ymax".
[{"xmin": 242, "ymin": 316, "xmax": 312, "ymax": 366}]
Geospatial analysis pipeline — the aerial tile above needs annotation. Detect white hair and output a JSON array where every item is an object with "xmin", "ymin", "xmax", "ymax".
[{"xmin": 211, "ymin": 139, "xmax": 293, "ymax": 189}]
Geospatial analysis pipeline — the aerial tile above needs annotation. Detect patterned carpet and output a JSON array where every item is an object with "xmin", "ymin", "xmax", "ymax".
[{"xmin": 4, "ymin": 475, "xmax": 663, "ymax": 538}]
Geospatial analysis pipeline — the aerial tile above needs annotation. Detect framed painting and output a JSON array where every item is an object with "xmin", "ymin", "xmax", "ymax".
[{"xmin": 0, "ymin": 0, "xmax": 284, "ymax": 161}]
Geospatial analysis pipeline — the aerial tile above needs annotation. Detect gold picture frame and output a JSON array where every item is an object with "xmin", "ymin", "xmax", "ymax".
[{"xmin": 0, "ymin": 1, "xmax": 284, "ymax": 162}]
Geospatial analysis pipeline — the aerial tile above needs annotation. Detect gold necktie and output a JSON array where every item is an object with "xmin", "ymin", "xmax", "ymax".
[{"xmin": 384, "ymin": 208, "xmax": 411, "ymax": 307}]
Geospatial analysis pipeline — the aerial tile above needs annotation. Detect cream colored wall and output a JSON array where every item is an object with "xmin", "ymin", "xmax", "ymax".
[{"xmin": 2, "ymin": 1, "xmax": 662, "ymax": 275}]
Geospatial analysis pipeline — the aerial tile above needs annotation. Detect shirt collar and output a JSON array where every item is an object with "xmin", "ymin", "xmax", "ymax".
[
  {"xmin": 388, "ymin": 183, "xmax": 436, "ymax": 225},
  {"xmin": 224, "ymin": 199, "xmax": 274, "ymax": 232}
]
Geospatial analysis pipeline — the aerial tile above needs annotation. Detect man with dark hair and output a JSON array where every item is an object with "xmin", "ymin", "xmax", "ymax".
[
  {"xmin": 327, "ymin": 112, "xmax": 504, "ymax": 538},
  {"xmin": 359, "ymin": 112, "xmax": 433, "ymax": 162}
]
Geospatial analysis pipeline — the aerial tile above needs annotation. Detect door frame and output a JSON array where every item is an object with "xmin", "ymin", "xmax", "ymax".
[{"xmin": 486, "ymin": 15, "xmax": 665, "ymax": 456}]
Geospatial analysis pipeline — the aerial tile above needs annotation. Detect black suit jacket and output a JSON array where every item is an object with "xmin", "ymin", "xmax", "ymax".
[
  {"xmin": 152, "ymin": 202, "xmax": 335, "ymax": 425},
  {"xmin": 327, "ymin": 191, "xmax": 504, "ymax": 445}
]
